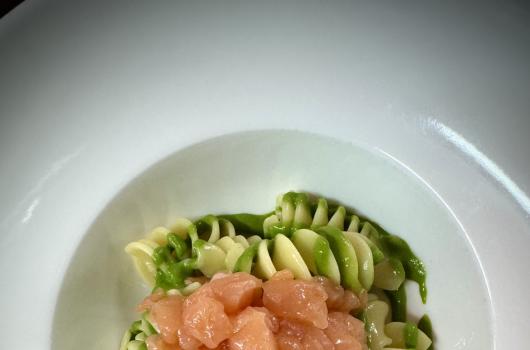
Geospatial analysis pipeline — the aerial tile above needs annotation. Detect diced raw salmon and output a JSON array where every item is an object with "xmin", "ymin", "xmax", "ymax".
[
  {"xmin": 324, "ymin": 312, "xmax": 365, "ymax": 350},
  {"xmin": 209, "ymin": 272, "xmax": 263, "ymax": 314},
  {"xmin": 276, "ymin": 331, "xmax": 303, "ymax": 350},
  {"xmin": 262, "ymin": 278, "xmax": 328, "ymax": 329},
  {"xmin": 276, "ymin": 319, "xmax": 334, "ymax": 350},
  {"xmin": 256, "ymin": 307, "xmax": 280, "ymax": 333},
  {"xmin": 189, "ymin": 283, "xmax": 216, "ymax": 298},
  {"xmin": 178, "ymin": 328, "xmax": 203, "ymax": 350},
  {"xmin": 302, "ymin": 326, "xmax": 335, "ymax": 350},
  {"xmin": 141, "ymin": 272, "xmax": 367, "ymax": 350},
  {"xmin": 227, "ymin": 307, "xmax": 278, "ymax": 350},
  {"xmin": 150, "ymin": 295, "xmax": 185, "ymax": 344},
  {"xmin": 313, "ymin": 276, "xmax": 363, "ymax": 313},
  {"xmin": 198, "ymin": 341, "xmax": 228, "ymax": 350},
  {"xmin": 182, "ymin": 291, "xmax": 233, "ymax": 348},
  {"xmin": 146, "ymin": 334, "xmax": 180, "ymax": 350}
]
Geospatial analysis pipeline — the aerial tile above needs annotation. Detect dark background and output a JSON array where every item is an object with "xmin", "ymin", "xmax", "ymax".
[{"xmin": 1, "ymin": 0, "xmax": 24, "ymax": 18}]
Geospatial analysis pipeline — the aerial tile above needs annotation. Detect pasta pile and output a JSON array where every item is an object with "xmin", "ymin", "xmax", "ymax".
[{"xmin": 122, "ymin": 192, "xmax": 433, "ymax": 350}]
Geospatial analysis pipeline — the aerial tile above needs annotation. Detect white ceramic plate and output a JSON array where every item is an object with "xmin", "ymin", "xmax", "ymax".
[{"xmin": 1, "ymin": 1, "xmax": 529, "ymax": 349}]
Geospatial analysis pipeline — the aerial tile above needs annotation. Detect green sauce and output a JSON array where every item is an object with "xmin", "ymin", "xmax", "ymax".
[
  {"xmin": 283, "ymin": 191, "xmax": 305, "ymax": 205},
  {"xmin": 314, "ymin": 237, "xmax": 331, "ymax": 276},
  {"xmin": 264, "ymin": 224, "xmax": 297, "ymax": 238},
  {"xmin": 218, "ymin": 212, "xmax": 273, "ymax": 235},
  {"xmin": 418, "ymin": 314, "xmax": 434, "ymax": 350},
  {"xmin": 363, "ymin": 220, "xmax": 427, "ymax": 303},
  {"xmin": 153, "ymin": 227, "xmax": 198, "ymax": 290},
  {"xmin": 385, "ymin": 282, "xmax": 407, "ymax": 322},
  {"xmin": 154, "ymin": 258, "xmax": 195, "ymax": 290},
  {"xmin": 234, "ymin": 241, "xmax": 260, "ymax": 273},
  {"xmin": 167, "ymin": 233, "xmax": 188, "ymax": 259},
  {"xmin": 381, "ymin": 235, "xmax": 427, "ymax": 303},
  {"xmin": 152, "ymin": 246, "xmax": 173, "ymax": 266},
  {"xmin": 404, "ymin": 322, "xmax": 419, "ymax": 348}
]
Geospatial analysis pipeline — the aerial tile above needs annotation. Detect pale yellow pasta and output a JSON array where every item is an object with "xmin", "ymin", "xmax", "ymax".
[
  {"xmin": 169, "ymin": 217, "xmax": 193, "ymax": 239},
  {"xmin": 291, "ymin": 229, "xmax": 319, "ymax": 273},
  {"xmin": 311, "ymin": 199, "xmax": 329, "ymax": 228},
  {"xmin": 195, "ymin": 243, "xmax": 226, "ymax": 277},
  {"xmin": 246, "ymin": 235, "xmax": 262, "ymax": 246},
  {"xmin": 365, "ymin": 300, "xmax": 393, "ymax": 350},
  {"xmin": 253, "ymin": 239, "xmax": 276, "ymax": 279},
  {"xmin": 262, "ymin": 214, "xmax": 280, "ymax": 233},
  {"xmin": 343, "ymin": 231, "xmax": 374, "ymax": 290},
  {"xmin": 119, "ymin": 330, "xmax": 131, "ymax": 350},
  {"xmin": 233, "ymin": 235, "xmax": 250, "ymax": 248},
  {"xmin": 272, "ymin": 233, "xmax": 312, "ymax": 280},
  {"xmin": 146, "ymin": 226, "xmax": 171, "ymax": 246},
  {"xmin": 215, "ymin": 236, "xmax": 237, "ymax": 253},
  {"xmin": 225, "ymin": 243, "xmax": 246, "ymax": 272},
  {"xmin": 124, "ymin": 238, "xmax": 160, "ymax": 286},
  {"xmin": 384, "ymin": 322, "xmax": 432, "ymax": 350},
  {"xmin": 327, "ymin": 206, "xmax": 346, "ymax": 229},
  {"xmin": 347, "ymin": 215, "xmax": 361, "ymax": 232}
]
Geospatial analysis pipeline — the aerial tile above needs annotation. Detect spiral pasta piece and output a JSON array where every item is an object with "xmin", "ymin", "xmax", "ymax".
[
  {"xmin": 237, "ymin": 228, "xmax": 335, "ymax": 284},
  {"xmin": 195, "ymin": 215, "xmax": 236, "ymax": 242},
  {"xmin": 272, "ymin": 233, "xmax": 312, "ymax": 280},
  {"xmin": 169, "ymin": 217, "xmax": 193, "ymax": 239},
  {"xmin": 125, "ymin": 238, "xmax": 161, "ymax": 287},
  {"xmin": 193, "ymin": 226, "xmax": 263, "ymax": 277},
  {"xmin": 263, "ymin": 192, "xmax": 362, "ymax": 235},
  {"xmin": 365, "ymin": 299, "xmax": 393, "ymax": 350},
  {"xmin": 124, "ymin": 218, "xmax": 194, "ymax": 287},
  {"xmin": 213, "ymin": 235, "xmax": 255, "ymax": 273},
  {"xmin": 127, "ymin": 216, "xmax": 265, "ymax": 290},
  {"xmin": 343, "ymin": 231, "xmax": 374, "ymax": 290},
  {"xmin": 253, "ymin": 239, "xmax": 276, "ymax": 279},
  {"xmin": 243, "ymin": 227, "xmax": 366, "ymax": 293}
]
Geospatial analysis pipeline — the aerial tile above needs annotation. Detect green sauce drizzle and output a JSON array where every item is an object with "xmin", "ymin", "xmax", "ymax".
[
  {"xmin": 218, "ymin": 212, "xmax": 273, "ymax": 235},
  {"xmin": 363, "ymin": 221, "xmax": 427, "ymax": 303},
  {"xmin": 264, "ymin": 224, "xmax": 296, "ymax": 239},
  {"xmin": 234, "ymin": 241, "xmax": 260, "ymax": 273},
  {"xmin": 313, "ymin": 237, "xmax": 331, "ymax": 276},
  {"xmin": 381, "ymin": 235, "xmax": 427, "ymax": 303},
  {"xmin": 404, "ymin": 322, "xmax": 419, "ymax": 348}
]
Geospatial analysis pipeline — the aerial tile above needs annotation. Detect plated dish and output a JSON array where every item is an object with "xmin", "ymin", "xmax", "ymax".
[
  {"xmin": 48, "ymin": 130, "xmax": 498, "ymax": 350},
  {"xmin": 2, "ymin": 1, "xmax": 530, "ymax": 349},
  {"xmin": 121, "ymin": 192, "xmax": 433, "ymax": 350}
]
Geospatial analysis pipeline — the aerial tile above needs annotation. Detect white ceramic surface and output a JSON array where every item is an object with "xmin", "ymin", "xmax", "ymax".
[
  {"xmin": 52, "ymin": 131, "xmax": 492, "ymax": 349},
  {"xmin": 1, "ymin": 1, "xmax": 529, "ymax": 349}
]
